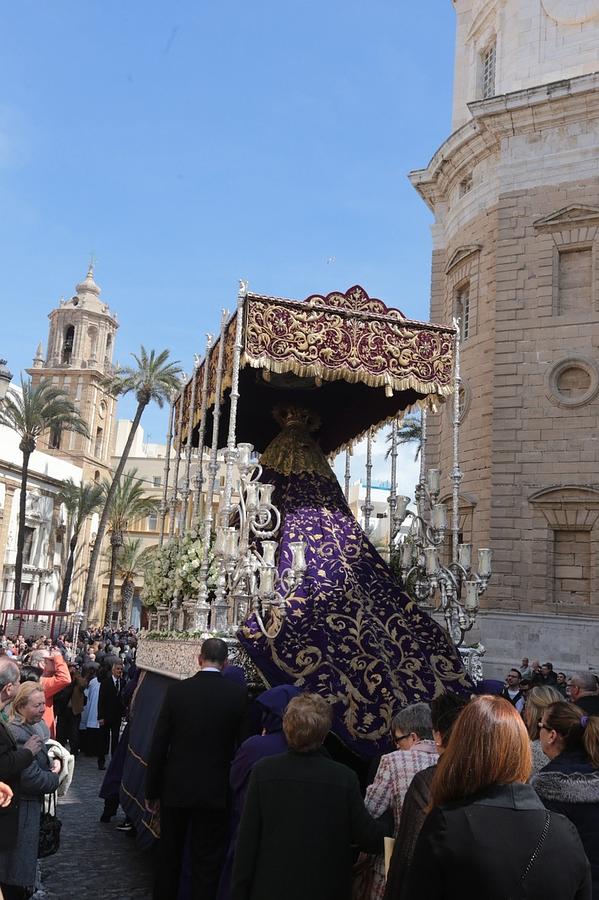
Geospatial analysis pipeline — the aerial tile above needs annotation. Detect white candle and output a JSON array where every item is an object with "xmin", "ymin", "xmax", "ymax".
[
  {"xmin": 262, "ymin": 540, "xmax": 278, "ymax": 567},
  {"xmin": 401, "ymin": 541, "xmax": 413, "ymax": 569},
  {"xmin": 245, "ymin": 483, "xmax": 259, "ymax": 510},
  {"xmin": 237, "ymin": 443, "xmax": 253, "ymax": 467},
  {"xmin": 427, "ymin": 469, "xmax": 441, "ymax": 496},
  {"xmin": 464, "ymin": 580, "xmax": 479, "ymax": 610},
  {"xmin": 225, "ymin": 528, "xmax": 239, "ymax": 559},
  {"xmin": 259, "ymin": 484, "xmax": 275, "ymax": 507},
  {"xmin": 396, "ymin": 496, "xmax": 410, "ymax": 521},
  {"xmin": 424, "ymin": 546, "xmax": 439, "ymax": 576},
  {"xmin": 214, "ymin": 526, "xmax": 227, "ymax": 556},
  {"xmin": 259, "ymin": 568, "xmax": 275, "ymax": 596},
  {"xmin": 478, "ymin": 548, "xmax": 493, "ymax": 578},
  {"xmin": 458, "ymin": 543, "xmax": 472, "ymax": 570},
  {"xmin": 290, "ymin": 541, "xmax": 307, "ymax": 573},
  {"xmin": 431, "ymin": 503, "xmax": 447, "ymax": 530}
]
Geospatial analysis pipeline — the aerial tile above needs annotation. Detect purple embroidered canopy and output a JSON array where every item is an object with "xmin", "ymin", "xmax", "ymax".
[{"xmin": 174, "ymin": 285, "xmax": 455, "ymax": 453}]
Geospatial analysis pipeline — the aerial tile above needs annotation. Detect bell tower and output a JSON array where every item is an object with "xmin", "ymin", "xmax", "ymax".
[{"xmin": 28, "ymin": 265, "xmax": 119, "ymax": 482}]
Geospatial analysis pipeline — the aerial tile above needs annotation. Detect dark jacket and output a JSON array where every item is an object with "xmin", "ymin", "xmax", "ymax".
[
  {"xmin": 383, "ymin": 764, "xmax": 435, "ymax": 900},
  {"xmin": 98, "ymin": 674, "xmax": 124, "ymax": 725},
  {"xmin": 405, "ymin": 782, "xmax": 591, "ymax": 900},
  {"xmin": 532, "ymin": 750, "xmax": 599, "ymax": 898},
  {"xmin": 145, "ymin": 670, "xmax": 248, "ymax": 808},
  {"xmin": 231, "ymin": 749, "xmax": 391, "ymax": 900},
  {"xmin": 0, "ymin": 718, "xmax": 33, "ymax": 851},
  {"xmin": 577, "ymin": 695, "xmax": 599, "ymax": 717}
]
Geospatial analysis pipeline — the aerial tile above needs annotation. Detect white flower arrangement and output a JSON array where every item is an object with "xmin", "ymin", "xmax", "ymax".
[{"xmin": 143, "ymin": 528, "xmax": 218, "ymax": 608}]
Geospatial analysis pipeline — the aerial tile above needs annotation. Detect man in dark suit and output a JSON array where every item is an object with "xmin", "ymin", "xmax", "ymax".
[
  {"xmin": 98, "ymin": 658, "xmax": 124, "ymax": 770},
  {"xmin": 146, "ymin": 637, "xmax": 248, "ymax": 900}
]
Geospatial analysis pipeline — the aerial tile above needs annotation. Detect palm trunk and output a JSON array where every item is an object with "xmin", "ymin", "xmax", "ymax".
[
  {"xmin": 59, "ymin": 531, "xmax": 79, "ymax": 612},
  {"xmin": 14, "ymin": 448, "xmax": 32, "ymax": 610},
  {"xmin": 82, "ymin": 401, "xmax": 146, "ymax": 619},
  {"xmin": 104, "ymin": 538, "xmax": 119, "ymax": 627},
  {"xmin": 122, "ymin": 577, "xmax": 135, "ymax": 629}
]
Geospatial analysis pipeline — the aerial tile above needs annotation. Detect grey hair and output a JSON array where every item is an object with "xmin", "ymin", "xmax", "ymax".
[
  {"xmin": 571, "ymin": 671, "xmax": 599, "ymax": 694},
  {"xmin": 0, "ymin": 659, "xmax": 20, "ymax": 689},
  {"xmin": 27, "ymin": 650, "xmax": 46, "ymax": 668},
  {"xmin": 392, "ymin": 702, "xmax": 433, "ymax": 740}
]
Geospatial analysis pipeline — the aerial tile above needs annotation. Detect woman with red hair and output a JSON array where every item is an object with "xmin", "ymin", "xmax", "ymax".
[{"xmin": 402, "ymin": 695, "xmax": 591, "ymax": 900}]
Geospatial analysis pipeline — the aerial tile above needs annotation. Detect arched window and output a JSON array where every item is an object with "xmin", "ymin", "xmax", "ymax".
[
  {"xmin": 62, "ymin": 325, "xmax": 75, "ymax": 364},
  {"xmin": 105, "ymin": 333, "xmax": 113, "ymax": 367}
]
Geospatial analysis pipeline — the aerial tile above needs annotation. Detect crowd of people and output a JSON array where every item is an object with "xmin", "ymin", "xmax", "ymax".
[
  {"xmin": 145, "ymin": 639, "xmax": 599, "ymax": 900},
  {"xmin": 0, "ymin": 626, "xmax": 139, "ymax": 898},
  {"xmin": 1, "ymin": 630, "xmax": 598, "ymax": 900}
]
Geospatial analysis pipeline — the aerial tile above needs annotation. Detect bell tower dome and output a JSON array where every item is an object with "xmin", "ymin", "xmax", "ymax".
[{"xmin": 28, "ymin": 265, "xmax": 119, "ymax": 477}]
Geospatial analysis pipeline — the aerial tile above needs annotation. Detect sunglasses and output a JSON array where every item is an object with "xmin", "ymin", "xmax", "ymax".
[{"xmin": 538, "ymin": 721, "xmax": 553, "ymax": 732}]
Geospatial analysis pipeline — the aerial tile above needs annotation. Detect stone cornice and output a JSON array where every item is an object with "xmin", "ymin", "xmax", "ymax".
[{"xmin": 410, "ymin": 71, "xmax": 599, "ymax": 211}]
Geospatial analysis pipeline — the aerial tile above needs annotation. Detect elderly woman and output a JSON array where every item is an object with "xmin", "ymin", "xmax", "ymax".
[
  {"xmin": 365, "ymin": 702, "xmax": 439, "ymax": 900},
  {"xmin": 0, "ymin": 682, "xmax": 60, "ymax": 900},
  {"xmin": 232, "ymin": 693, "xmax": 391, "ymax": 900},
  {"xmin": 523, "ymin": 685, "xmax": 563, "ymax": 774}
]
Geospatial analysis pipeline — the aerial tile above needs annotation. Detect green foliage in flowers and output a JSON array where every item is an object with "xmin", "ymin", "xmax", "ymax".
[
  {"xmin": 142, "ymin": 527, "xmax": 217, "ymax": 609},
  {"xmin": 144, "ymin": 629, "xmax": 231, "ymax": 641}
]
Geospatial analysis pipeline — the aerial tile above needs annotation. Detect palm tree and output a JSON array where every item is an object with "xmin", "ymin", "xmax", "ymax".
[
  {"xmin": 385, "ymin": 414, "xmax": 423, "ymax": 462},
  {"xmin": 0, "ymin": 378, "xmax": 88, "ymax": 609},
  {"xmin": 57, "ymin": 479, "xmax": 104, "ymax": 612},
  {"xmin": 115, "ymin": 538, "xmax": 153, "ymax": 629},
  {"xmin": 102, "ymin": 469, "xmax": 159, "ymax": 627},
  {"xmin": 82, "ymin": 347, "xmax": 182, "ymax": 618}
]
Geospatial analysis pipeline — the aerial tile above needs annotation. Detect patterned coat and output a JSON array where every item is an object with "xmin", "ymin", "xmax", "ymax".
[{"xmin": 364, "ymin": 741, "xmax": 438, "ymax": 900}]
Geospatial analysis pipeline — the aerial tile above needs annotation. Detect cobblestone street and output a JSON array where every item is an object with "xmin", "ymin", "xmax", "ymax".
[{"xmin": 39, "ymin": 755, "xmax": 153, "ymax": 900}]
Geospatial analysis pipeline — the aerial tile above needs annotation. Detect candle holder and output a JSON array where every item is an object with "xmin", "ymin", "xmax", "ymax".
[{"xmin": 209, "ymin": 442, "xmax": 307, "ymax": 638}]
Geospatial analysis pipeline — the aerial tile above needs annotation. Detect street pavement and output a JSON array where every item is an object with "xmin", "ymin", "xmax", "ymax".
[{"xmin": 37, "ymin": 754, "xmax": 153, "ymax": 900}]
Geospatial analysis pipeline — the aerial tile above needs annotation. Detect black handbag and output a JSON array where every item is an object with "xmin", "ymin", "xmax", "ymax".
[{"xmin": 38, "ymin": 792, "xmax": 62, "ymax": 859}]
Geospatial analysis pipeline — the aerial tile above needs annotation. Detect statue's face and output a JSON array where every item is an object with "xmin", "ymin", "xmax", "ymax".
[{"xmin": 541, "ymin": 0, "xmax": 599, "ymax": 25}]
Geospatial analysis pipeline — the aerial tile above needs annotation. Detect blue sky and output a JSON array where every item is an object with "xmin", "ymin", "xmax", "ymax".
[{"xmin": 1, "ymin": 0, "xmax": 456, "ymax": 468}]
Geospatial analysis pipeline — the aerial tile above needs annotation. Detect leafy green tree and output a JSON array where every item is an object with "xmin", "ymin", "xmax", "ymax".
[
  {"xmin": 0, "ymin": 378, "xmax": 88, "ymax": 609},
  {"xmin": 115, "ymin": 538, "xmax": 153, "ymax": 629},
  {"xmin": 82, "ymin": 347, "xmax": 182, "ymax": 618},
  {"xmin": 102, "ymin": 470, "xmax": 158, "ymax": 627},
  {"xmin": 57, "ymin": 479, "xmax": 104, "ymax": 612}
]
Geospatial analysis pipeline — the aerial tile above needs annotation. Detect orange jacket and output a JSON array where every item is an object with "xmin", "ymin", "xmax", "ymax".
[{"xmin": 42, "ymin": 654, "xmax": 71, "ymax": 738}]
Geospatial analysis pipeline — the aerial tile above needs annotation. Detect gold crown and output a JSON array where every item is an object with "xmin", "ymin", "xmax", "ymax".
[{"xmin": 273, "ymin": 405, "xmax": 320, "ymax": 432}]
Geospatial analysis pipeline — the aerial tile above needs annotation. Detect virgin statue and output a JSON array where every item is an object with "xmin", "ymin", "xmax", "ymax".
[{"xmin": 238, "ymin": 405, "xmax": 471, "ymax": 760}]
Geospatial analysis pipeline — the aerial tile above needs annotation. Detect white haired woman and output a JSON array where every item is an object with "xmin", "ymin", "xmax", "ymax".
[{"xmin": 0, "ymin": 682, "xmax": 60, "ymax": 900}]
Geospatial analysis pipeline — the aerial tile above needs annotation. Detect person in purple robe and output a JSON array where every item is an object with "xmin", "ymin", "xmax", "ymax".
[
  {"xmin": 216, "ymin": 684, "xmax": 300, "ymax": 900},
  {"xmin": 238, "ymin": 406, "xmax": 471, "ymax": 762}
]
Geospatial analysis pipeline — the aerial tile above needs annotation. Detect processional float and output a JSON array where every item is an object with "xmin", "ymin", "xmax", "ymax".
[{"xmin": 142, "ymin": 283, "xmax": 490, "ymax": 758}]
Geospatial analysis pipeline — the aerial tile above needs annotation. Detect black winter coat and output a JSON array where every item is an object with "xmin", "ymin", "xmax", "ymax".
[
  {"xmin": 145, "ymin": 670, "xmax": 248, "ymax": 809},
  {"xmin": 405, "ymin": 782, "xmax": 591, "ymax": 900},
  {"xmin": 532, "ymin": 750, "xmax": 599, "ymax": 899},
  {"xmin": 231, "ymin": 749, "xmax": 392, "ymax": 900},
  {"xmin": 0, "ymin": 718, "xmax": 33, "ymax": 851}
]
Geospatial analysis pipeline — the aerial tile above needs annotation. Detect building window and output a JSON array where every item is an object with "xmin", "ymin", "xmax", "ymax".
[
  {"xmin": 481, "ymin": 41, "xmax": 496, "ymax": 100},
  {"xmin": 455, "ymin": 283, "xmax": 471, "ymax": 340},
  {"xmin": 49, "ymin": 425, "xmax": 61, "ymax": 449},
  {"xmin": 558, "ymin": 247, "xmax": 593, "ymax": 315},
  {"xmin": 148, "ymin": 513, "xmax": 158, "ymax": 531},
  {"xmin": 94, "ymin": 427, "xmax": 103, "ymax": 458},
  {"xmin": 62, "ymin": 325, "xmax": 75, "ymax": 364},
  {"xmin": 553, "ymin": 529, "xmax": 590, "ymax": 606},
  {"xmin": 22, "ymin": 526, "xmax": 35, "ymax": 564},
  {"xmin": 153, "ymin": 476, "xmax": 162, "ymax": 487}
]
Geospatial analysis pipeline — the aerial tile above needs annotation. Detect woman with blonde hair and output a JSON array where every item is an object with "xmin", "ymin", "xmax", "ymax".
[
  {"xmin": 0, "ymin": 682, "xmax": 60, "ymax": 900},
  {"xmin": 523, "ymin": 685, "xmax": 563, "ymax": 773},
  {"xmin": 533, "ymin": 700, "xmax": 599, "ymax": 898},
  {"xmin": 404, "ymin": 695, "xmax": 590, "ymax": 900}
]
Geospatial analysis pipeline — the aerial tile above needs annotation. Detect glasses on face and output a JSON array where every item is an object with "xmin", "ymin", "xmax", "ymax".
[
  {"xmin": 538, "ymin": 721, "xmax": 552, "ymax": 732},
  {"xmin": 392, "ymin": 732, "xmax": 412, "ymax": 746}
]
